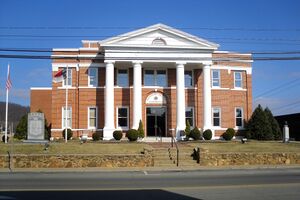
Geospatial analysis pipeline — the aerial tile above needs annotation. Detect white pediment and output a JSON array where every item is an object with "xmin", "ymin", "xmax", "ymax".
[{"xmin": 100, "ymin": 24, "xmax": 219, "ymax": 50}]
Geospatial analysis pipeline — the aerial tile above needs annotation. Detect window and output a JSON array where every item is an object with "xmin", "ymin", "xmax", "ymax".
[
  {"xmin": 213, "ymin": 107, "xmax": 221, "ymax": 127},
  {"xmin": 88, "ymin": 68, "xmax": 98, "ymax": 87},
  {"xmin": 144, "ymin": 69, "xmax": 167, "ymax": 87},
  {"xmin": 63, "ymin": 68, "xmax": 72, "ymax": 87},
  {"xmin": 185, "ymin": 107, "xmax": 194, "ymax": 127},
  {"xmin": 234, "ymin": 72, "xmax": 243, "ymax": 88},
  {"xmin": 212, "ymin": 70, "xmax": 220, "ymax": 87},
  {"xmin": 88, "ymin": 107, "xmax": 97, "ymax": 129},
  {"xmin": 117, "ymin": 107, "xmax": 129, "ymax": 129},
  {"xmin": 62, "ymin": 106, "xmax": 72, "ymax": 128},
  {"xmin": 235, "ymin": 107, "xmax": 243, "ymax": 127},
  {"xmin": 185, "ymin": 70, "xmax": 193, "ymax": 87},
  {"xmin": 117, "ymin": 69, "xmax": 129, "ymax": 87}
]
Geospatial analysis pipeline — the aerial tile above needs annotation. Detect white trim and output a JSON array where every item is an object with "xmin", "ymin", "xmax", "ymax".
[
  {"xmin": 212, "ymin": 107, "xmax": 221, "ymax": 127},
  {"xmin": 116, "ymin": 106, "xmax": 129, "ymax": 130},
  {"xmin": 234, "ymin": 71, "xmax": 243, "ymax": 89},
  {"xmin": 235, "ymin": 107, "xmax": 244, "ymax": 128},
  {"xmin": 88, "ymin": 68, "xmax": 98, "ymax": 87},
  {"xmin": 88, "ymin": 106, "xmax": 98, "ymax": 130},
  {"xmin": 30, "ymin": 87, "xmax": 52, "ymax": 90},
  {"xmin": 211, "ymin": 69, "xmax": 221, "ymax": 88},
  {"xmin": 117, "ymin": 68, "xmax": 129, "ymax": 87},
  {"xmin": 211, "ymin": 65, "xmax": 252, "ymax": 74},
  {"xmin": 62, "ymin": 106, "xmax": 72, "ymax": 129}
]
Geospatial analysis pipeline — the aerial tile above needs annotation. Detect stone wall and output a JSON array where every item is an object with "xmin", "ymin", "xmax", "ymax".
[
  {"xmin": 200, "ymin": 152, "xmax": 300, "ymax": 166},
  {"xmin": 0, "ymin": 153, "xmax": 153, "ymax": 168}
]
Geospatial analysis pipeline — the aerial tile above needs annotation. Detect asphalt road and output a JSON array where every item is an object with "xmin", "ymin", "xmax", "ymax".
[{"xmin": 0, "ymin": 168, "xmax": 300, "ymax": 200}]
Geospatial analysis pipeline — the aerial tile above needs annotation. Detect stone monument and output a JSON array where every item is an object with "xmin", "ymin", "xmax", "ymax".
[{"xmin": 25, "ymin": 112, "xmax": 47, "ymax": 143}]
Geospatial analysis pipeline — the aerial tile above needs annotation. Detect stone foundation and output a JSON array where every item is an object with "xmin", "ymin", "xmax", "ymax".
[{"xmin": 200, "ymin": 152, "xmax": 300, "ymax": 166}]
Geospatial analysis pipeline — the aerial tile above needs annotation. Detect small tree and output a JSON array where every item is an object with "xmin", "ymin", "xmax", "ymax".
[
  {"xmin": 14, "ymin": 114, "xmax": 27, "ymax": 140},
  {"xmin": 185, "ymin": 120, "xmax": 191, "ymax": 138},
  {"xmin": 264, "ymin": 107, "xmax": 282, "ymax": 140},
  {"xmin": 137, "ymin": 120, "xmax": 145, "ymax": 138},
  {"xmin": 247, "ymin": 104, "xmax": 273, "ymax": 140}
]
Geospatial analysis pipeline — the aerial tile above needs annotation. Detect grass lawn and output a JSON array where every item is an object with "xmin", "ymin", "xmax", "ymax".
[
  {"xmin": 187, "ymin": 141, "xmax": 300, "ymax": 153},
  {"xmin": 0, "ymin": 140, "xmax": 151, "ymax": 155}
]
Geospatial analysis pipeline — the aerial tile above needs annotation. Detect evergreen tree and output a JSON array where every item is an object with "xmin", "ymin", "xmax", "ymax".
[
  {"xmin": 14, "ymin": 114, "xmax": 27, "ymax": 140},
  {"xmin": 185, "ymin": 120, "xmax": 191, "ymax": 138},
  {"xmin": 138, "ymin": 120, "xmax": 145, "ymax": 138},
  {"xmin": 264, "ymin": 107, "xmax": 282, "ymax": 140},
  {"xmin": 247, "ymin": 104, "xmax": 273, "ymax": 140}
]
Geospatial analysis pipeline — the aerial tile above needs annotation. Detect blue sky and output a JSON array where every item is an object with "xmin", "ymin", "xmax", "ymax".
[{"xmin": 0, "ymin": 0, "xmax": 300, "ymax": 116}]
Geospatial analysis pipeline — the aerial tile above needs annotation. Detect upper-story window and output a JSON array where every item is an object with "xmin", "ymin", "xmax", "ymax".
[
  {"xmin": 234, "ymin": 71, "xmax": 243, "ymax": 88},
  {"xmin": 185, "ymin": 70, "xmax": 193, "ymax": 87},
  {"xmin": 144, "ymin": 69, "xmax": 167, "ymax": 87},
  {"xmin": 117, "ymin": 69, "xmax": 129, "ymax": 87},
  {"xmin": 212, "ymin": 69, "xmax": 220, "ymax": 87},
  {"xmin": 63, "ymin": 68, "xmax": 72, "ymax": 87},
  {"xmin": 88, "ymin": 68, "xmax": 98, "ymax": 87}
]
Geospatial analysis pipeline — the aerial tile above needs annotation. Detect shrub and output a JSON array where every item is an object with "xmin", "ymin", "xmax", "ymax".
[
  {"xmin": 138, "ymin": 120, "xmax": 145, "ymax": 138},
  {"xmin": 203, "ymin": 129, "xmax": 212, "ymax": 140},
  {"xmin": 113, "ymin": 130, "xmax": 123, "ymax": 140},
  {"xmin": 62, "ymin": 128, "xmax": 73, "ymax": 140},
  {"xmin": 92, "ymin": 132, "xmax": 101, "ymax": 141},
  {"xmin": 126, "ymin": 129, "xmax": 139, "ymax": 141},
  {"xmin": 185, "ymin": 120, "xmax": 191, "ymax": 138},
  {"xmin": 223, "ymin": 128, "xmax": 235, "ymax": 141},
  {"xmin": 190, "ymin": 127, "xmax": 201, "ymax": 140}
]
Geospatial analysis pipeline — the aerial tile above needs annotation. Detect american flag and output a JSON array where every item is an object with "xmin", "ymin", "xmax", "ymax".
[{"xmin": 6, "ymin": 64, "xmax": 12, "ymax": 90}]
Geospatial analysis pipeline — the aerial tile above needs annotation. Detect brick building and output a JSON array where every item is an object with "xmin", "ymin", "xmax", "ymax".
[{"xmin": 30, "ymin": 24, "xmax": 252, "ymax": 140}]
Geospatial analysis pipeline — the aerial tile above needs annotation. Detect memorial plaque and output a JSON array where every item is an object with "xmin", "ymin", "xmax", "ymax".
[{"xmin": 27, "ymin": 112, "xmax": 45, "ymax": 140}]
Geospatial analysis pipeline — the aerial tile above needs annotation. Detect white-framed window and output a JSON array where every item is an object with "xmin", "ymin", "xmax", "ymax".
[
  {"xmin": 117, "ymin": 107, "xmax": 129, "ymax": 129},
  {"xmin": 117, "ymin": 69, "xmax": 129, "ymax": 87},
  {"xmin": 212, "ymin": 69, "xmax": 220, "ymax": 87},
  {"xmin": 62, "ymin": 106, "xmax": 72, "ymax": 128},
  {"xmin": 184, "ymin": 70, "xmax": 193, "ymax": 87},
  {"xmin": 212, "ymin": 107, "xmax": 221, "ymax": 127},
  {"xmin": 144, "ymin": 69, "xmax": 167, "ymax": 87},
  {"xmin": 88, "ymin": 68, "xmax": 98, "ymax": 87},
  {"xmin": 63, "ymin": 68, "xmax": 72, "ymax": 87},
  {"xmin": 185, "ymin": 107, "xmax": 194, "ymax": 127},
  {"xmin": 88, "ymin": 107, "xmax": 97, "ymax": 129},
  {"xmin": 235, "ymin": 107, "xmax": 243, "ymax": 127},
  {"xmin": 234, "ymin": 71, "xmax": 243, "ymax": 88}
]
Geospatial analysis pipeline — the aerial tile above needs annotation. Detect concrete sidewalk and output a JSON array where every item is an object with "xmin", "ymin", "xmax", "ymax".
[{"xmin": 1, "ymin": 164, "xmax": 300, "ymax": 173}]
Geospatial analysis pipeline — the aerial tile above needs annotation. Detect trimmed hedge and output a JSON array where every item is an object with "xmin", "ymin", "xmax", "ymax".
[
  {"xmin": 190, "ymin": 127, "xmax": 201, "ymax": 140},
  {"xmin": 203, "ymin": 129, "xmax": 212, "ymax": 140},
  {"xmin": 126, "ymin": 129, "xmax": 139, "ymax": 141},
  {"xmin": 113, "ymin": 130, "xmax": 123, "ymax": 140},
  {"xmin": 223, "ymin": 128, "xmax": 235, "ymax": 141},
  {"xmin": 62, "ymin": 128, "xmax": 73, "ymax": 140},
  {"xmin": 92, "ymin": 132, "xmax": 101, "ymax": 141}
]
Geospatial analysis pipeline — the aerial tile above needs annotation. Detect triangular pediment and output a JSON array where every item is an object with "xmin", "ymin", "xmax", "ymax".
[{"xmin": 99, "ymin": 24, "xmax": 219, "ymax": 50}]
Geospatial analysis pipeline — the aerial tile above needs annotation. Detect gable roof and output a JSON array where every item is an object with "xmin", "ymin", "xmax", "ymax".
[{"xmin": 99, "ymin": 23, "xmax": 219, "ymax": 50}]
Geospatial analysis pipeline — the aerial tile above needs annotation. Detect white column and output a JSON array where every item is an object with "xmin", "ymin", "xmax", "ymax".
[
  {"xmin": 132, "ymin": 61, "xmax": 142, "ymax": 129},
  {"xmin": 103, "ymin": 61, "xmax": 115, "ymax": 140},
  {"xmin": 176, "ymin": 62, "xmax": 186, "ymax": 140},
  {"xmin": 203, "ymin": 64, "xmax": 212, "ymax": 131}
]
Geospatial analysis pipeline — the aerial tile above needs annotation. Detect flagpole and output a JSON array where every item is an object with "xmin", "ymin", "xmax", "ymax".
[
  {"xmin": 65, "ymin": 65, "xmax": 68, "ymax": 143},
  {"xmin": 5, "ymin": 64, "xmax": 10, "ymax": 144}
]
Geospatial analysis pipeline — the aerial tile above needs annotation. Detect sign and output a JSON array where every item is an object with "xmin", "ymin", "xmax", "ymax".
[{"xmin": 27, "ymin": 112, "xmax": 45, "ymax": 140}]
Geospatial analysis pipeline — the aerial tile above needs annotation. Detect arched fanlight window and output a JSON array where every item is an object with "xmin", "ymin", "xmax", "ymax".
[{"xmin": 152, "ymin": 37, "xmax": 166, "ymax": 46}]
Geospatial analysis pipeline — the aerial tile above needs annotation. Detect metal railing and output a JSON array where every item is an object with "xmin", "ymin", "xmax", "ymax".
[{"xmin": 171, "ymin": 135, "xmax": 179, "ymax": 167}]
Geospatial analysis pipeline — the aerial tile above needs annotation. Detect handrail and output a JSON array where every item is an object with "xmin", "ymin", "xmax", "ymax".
[{"xmin": 171, "ymin": 135, "xmax": 179, "ymax": 167}]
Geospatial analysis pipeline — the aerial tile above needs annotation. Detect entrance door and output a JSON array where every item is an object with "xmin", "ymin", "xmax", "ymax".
[{"xmin": 146, "ymin": 107, "xmax": 166, "ymax": 137}]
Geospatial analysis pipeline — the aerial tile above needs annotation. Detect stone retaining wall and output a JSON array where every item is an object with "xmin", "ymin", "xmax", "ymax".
[
  {"xmin": 0, "ymin": 153, "xmax": 153, "ymax": 168},
  {"xmin": 200, "ymin": 152, "xmax": 300, "ymax": 166}
]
